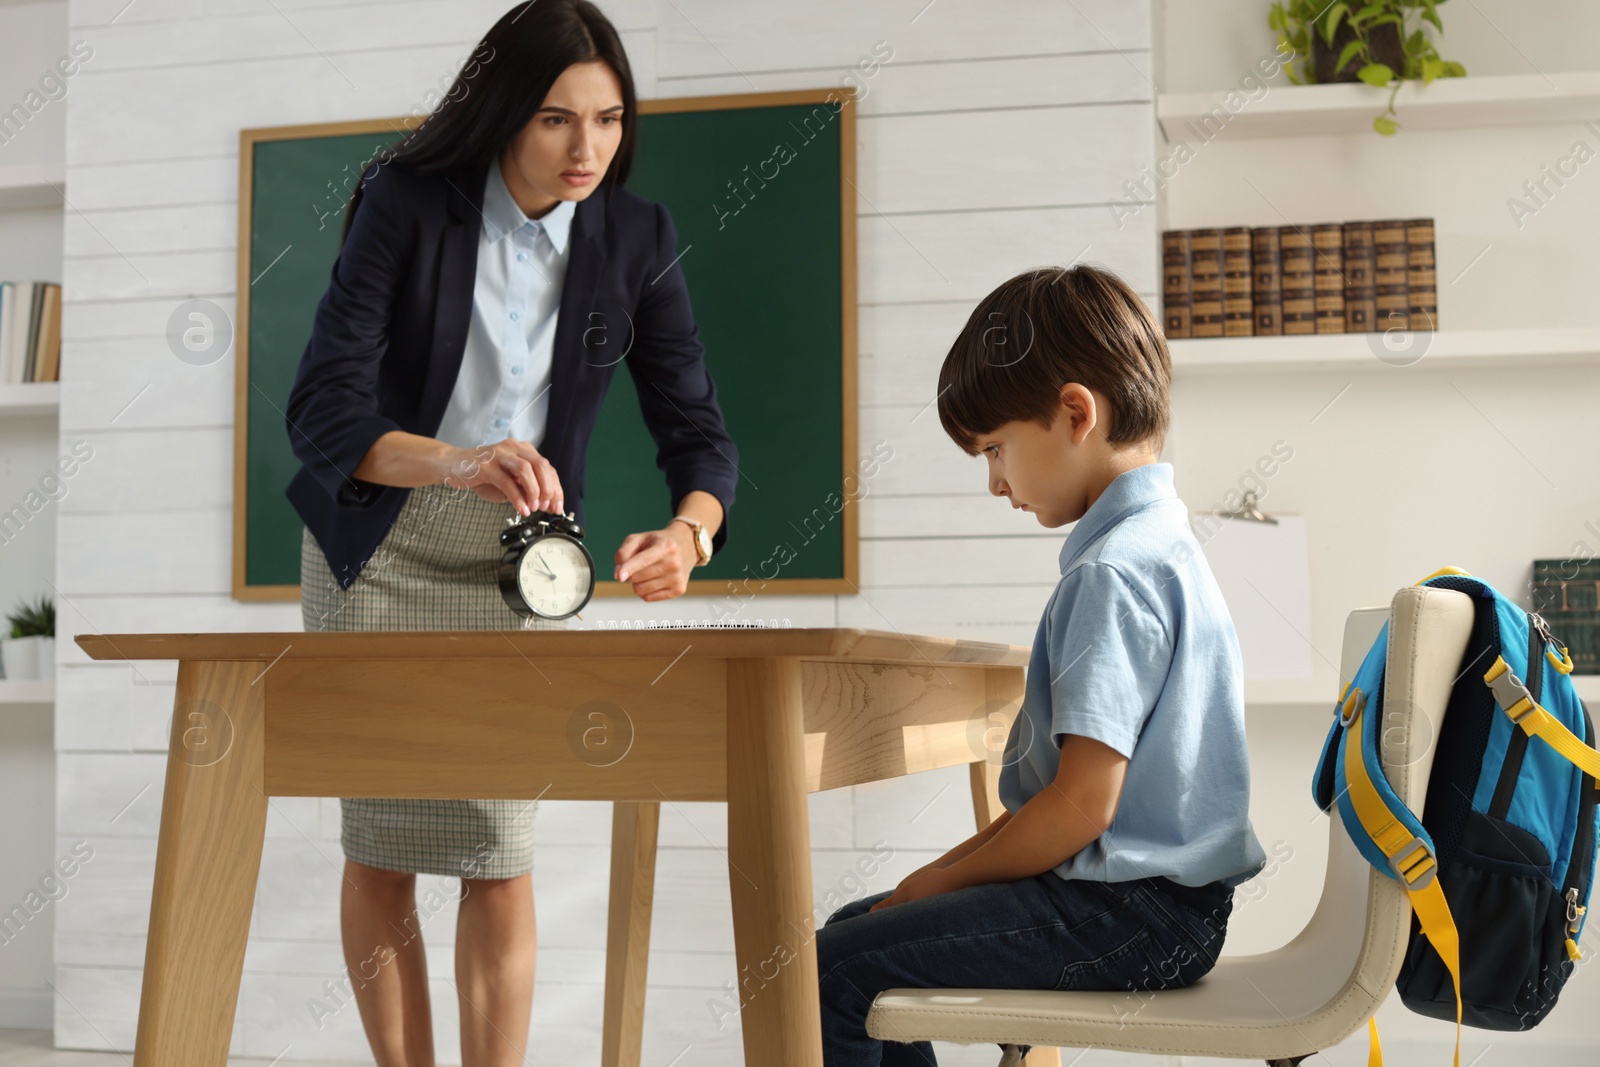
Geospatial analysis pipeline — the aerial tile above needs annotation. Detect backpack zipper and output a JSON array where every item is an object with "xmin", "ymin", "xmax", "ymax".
[{"xmin": 1561, "ymin": 693, "xmax": 1597, "ymax": 958}]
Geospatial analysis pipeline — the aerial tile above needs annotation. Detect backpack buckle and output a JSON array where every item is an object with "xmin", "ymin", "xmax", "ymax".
[
  {"xmin": 1337, "ymin": 687, "xmax": 1365, "ymax": 728},
  {"xmin": 1484, "ymin": 657, "xmax": 1536, "ymax": 724},
  {"xmin": 1389, "ymin": 836, "xmax": 1437, "ymax": 890}
]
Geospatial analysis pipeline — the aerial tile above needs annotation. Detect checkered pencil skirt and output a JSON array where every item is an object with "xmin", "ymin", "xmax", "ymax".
[{"xmin": 299, "ymin": 481, "xmax": 570, "ymax": 880}]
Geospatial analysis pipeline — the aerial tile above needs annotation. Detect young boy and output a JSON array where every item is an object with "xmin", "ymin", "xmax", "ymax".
[{"xmin": 815, "ymin": 264, "xmax": 1269, "ymax": 1065}]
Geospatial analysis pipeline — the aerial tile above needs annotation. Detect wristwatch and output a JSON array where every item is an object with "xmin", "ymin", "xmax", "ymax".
[{"xmin": 670, "ymin": 515, "xmax": 713, "ymax": 566}]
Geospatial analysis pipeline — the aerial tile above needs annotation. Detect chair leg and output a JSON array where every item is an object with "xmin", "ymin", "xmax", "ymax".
[
  {"xmin": 997, "ymin": 1045, "xmax": 1026, "ymax": 1067},
  {"xmin": 1265, "ymin": 1056, "xmax": 1313, "ymax": 1066}
]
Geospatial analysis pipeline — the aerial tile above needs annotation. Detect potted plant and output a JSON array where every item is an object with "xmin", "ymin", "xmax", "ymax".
[
  {"xmin": 1268, "ymin": 0, "xmax": 1467, "ymax": 133},
  {"xmin": 1, "ymin": 595, "xmax": 54, "ymax": 682}
]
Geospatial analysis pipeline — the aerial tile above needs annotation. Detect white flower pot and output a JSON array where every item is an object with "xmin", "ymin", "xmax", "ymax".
[
  {"xmin": 36, "ymin": 636, "xmax": 54, "ymax": 678},
  {"xmin": 1, "ymin": 636, "xmax": 43, "ymax": 681}
]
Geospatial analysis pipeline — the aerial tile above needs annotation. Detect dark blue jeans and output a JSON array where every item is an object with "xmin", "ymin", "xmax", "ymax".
[{"xmin": 815, "ymin": 872, "xmax": 1233, "ymax": 1066}]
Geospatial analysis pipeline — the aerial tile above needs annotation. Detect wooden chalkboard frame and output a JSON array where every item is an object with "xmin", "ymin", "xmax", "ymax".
[{"xmin": 233, "ymin": 88, "xmax": 858, "ymax": 602}]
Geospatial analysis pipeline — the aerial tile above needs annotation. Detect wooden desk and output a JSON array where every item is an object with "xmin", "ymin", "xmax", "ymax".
[{"xmin": 76, "ymin": 627, "xmax": 1037, "ymax": 1067}]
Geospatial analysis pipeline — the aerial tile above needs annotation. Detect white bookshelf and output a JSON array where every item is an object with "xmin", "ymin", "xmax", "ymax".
[
  {"xmin": 0, "ymin": 163, "xmax": 65, "ymax": 210},
  {"xmin": 1171, "ymin": 328, "xmax": 1600, "ymax": 375},
  {"xmin": 1250, "ymin": 672, "xmax": 1600, "ymax": 708},
  {"xmin": 0, "ymin": 679, "xmax": 54, "ymax": 705},
  {"xmin": 1159, "ymin": 69, "xmax": 1600, "ymax": 140},
  {"xmin": 0, "ymin": 381, "xmax": 60, "ymax": 414}
]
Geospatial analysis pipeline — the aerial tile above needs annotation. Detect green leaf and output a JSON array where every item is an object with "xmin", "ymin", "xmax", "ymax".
[
  {"xmin": 1321, "ymin": 2, "xmax": 1350, "ymax": 43},
  {"xmin": 1443, "ymin": 60, "xmax": 1466, "ymax": 77},
  {"xmin": 1421, "ymin": 57, "xmax": 1444, "ymax": 83},
  {"xmin": 1337, "ymin": 39, "xmax": 1367, "ymax": 72},
  {"xmin": 1358, "ymin": 62, "xmax": 1396, "ymax": 87},
  {"xmin": 1374, "ymin": 114, "xmax": 1399, "ymax": 135},
  {"xmin": 1407, "ymin": 29, "xmax": 1425, "ymax": 53}
]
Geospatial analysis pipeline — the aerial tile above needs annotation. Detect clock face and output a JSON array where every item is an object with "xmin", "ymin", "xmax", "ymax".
[{"xmin": 516, "ymin": 535, "xmax": 593, "ymax": 617}]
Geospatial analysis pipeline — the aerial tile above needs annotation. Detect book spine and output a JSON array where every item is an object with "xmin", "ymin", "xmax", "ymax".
[
  {"xmin": 1222, "ymin": 226, "xmax": 1254, "ymax": 337},
  {"xmin": 1189, "ymin": 228, "xmax": 1224, "ymax": 338},
  {"xmin": 25, "ymin": 281, "xmax": 44, "ymax": 383},
  {"xmin": 1312, "ymin": 223, "xmax": 1345, "ymax": 334},
  {"xmin": 0, "ymin": 282, "xmax": 11, "ymax": 385},
  {"xmin": 1280, "ymin": 229, "xmax": 1316, "ymax": 336},
  {"xmin": 1251, "ymin": 227, "xmax": 1282, "ymax": 336},
  {"xmin": 1373, "ymin": 219, "xmax": 1410, "ymax": 331},
  {"xmin": 40, "ymin": 284, "xmax": 62, "ymax": 383},
  {"xmin": 1161, "ymin": 230, "xmax": 1193, "ymax": 339},
  {"xmin": 1406, "ymin": 217, "xmax": 1438, "ymax": 330},
  {"xmin": 1342, "ymin": 221, "xmax": 1377, "ymax": 332}
]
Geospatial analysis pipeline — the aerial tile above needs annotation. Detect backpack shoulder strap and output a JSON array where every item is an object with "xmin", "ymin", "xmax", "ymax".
[{"xmin": 1341, "ymin": 687, "xmax": 1464, "ymax": 1067}]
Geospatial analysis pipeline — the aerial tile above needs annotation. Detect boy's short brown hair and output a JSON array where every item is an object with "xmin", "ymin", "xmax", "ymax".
[{"xmin": 936, "ymin": 264, "xmax": 1171, "ymax": 455}]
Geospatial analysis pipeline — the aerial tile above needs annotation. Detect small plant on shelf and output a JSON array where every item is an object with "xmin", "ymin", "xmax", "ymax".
[
  {"xmin": 1268, "ymin": 0, "xmax": 1466, "ymax": 134},
  {"xmin": 7, "ymin": 595, "xmax": 53, "ymax": 638}
]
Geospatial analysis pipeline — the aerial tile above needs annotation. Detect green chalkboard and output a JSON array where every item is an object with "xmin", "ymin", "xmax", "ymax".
[{"xmin": 235, "ymin": 91, "xmax": 857, "ymax": 601}]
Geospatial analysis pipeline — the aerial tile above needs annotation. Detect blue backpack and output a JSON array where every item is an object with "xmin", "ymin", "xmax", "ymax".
[{"xmin": 1312, "ymin": 567, "xmax": 1597, "ymax": 1064}]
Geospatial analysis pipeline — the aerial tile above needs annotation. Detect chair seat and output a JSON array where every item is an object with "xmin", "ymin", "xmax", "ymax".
[{"xmin": 867, "ymin": 941, "xmax": 1394, "ymax": 1059}]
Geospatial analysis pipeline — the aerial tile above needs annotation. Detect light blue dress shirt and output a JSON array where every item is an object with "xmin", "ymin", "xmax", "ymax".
[
  {"xmin": 434, "ymin": 162, "xmax": 577, "ymax": 451},
  {"xmin": 998, "ymin": 462, "xmax": 1269, "ymax": 889}
]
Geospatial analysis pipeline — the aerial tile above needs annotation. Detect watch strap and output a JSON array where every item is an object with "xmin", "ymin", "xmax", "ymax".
[{"xmin": 671, "ymin": 515, "xmax": 711, "ymax": 565}]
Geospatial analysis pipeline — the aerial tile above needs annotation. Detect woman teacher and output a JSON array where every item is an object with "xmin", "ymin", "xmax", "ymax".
[{"xmin": 283, "ymin": 2, "xmax": 738, "ymax": 1063}]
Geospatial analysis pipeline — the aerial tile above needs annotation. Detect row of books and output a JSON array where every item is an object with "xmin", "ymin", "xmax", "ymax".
[
  {"xmin": 0, "ymin": 281, "xmax": 63, "ymax": 384},
  {"xmin": 1162, "ymin": 220, "xmax": 1438, "ymax": 339},
  {"xmin": 1533, "ymin": 557, "xmax": 1600, "ymax": 675}
]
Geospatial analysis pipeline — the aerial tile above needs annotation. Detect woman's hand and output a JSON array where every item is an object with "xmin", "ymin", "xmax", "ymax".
[
  {"xmin": 441, "ymin": 437, "xmax": 564, "ymax": 517},
  {"xmin": 870, "ymin": 865, "xmax": 960, "ymax": 912},
  {"xmin": 614, "ymin": 523, "xmax": 698, "ymax": 601}
]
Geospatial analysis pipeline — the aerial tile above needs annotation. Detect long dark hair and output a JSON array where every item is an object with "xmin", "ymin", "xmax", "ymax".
[{"xmin": 341, "ymin": 0, "xmax": 637, "ymax": 244}]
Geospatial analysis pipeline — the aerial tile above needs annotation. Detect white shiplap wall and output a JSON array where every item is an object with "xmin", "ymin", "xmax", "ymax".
[{"xmin": 52, "ymin": 1, "xmax": 1158, "ymax": 1063}]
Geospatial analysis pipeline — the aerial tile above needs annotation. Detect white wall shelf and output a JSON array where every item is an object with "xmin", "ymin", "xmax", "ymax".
[
  {"xmin": 0, "ymin": 381, "xmax": 60, "ymax": 413},
  {"xmin": 0, "ymin": 679, "xmax": 53, "ymax": 705},
  {"xmin": 1250, "ymin": 672, "xmax": 1600, "ymax": 707},
  {"xmin": 0, "ymin": 163, "xmax": 65, "ymax": 210},
  {"xmin": 1159, "ymin": 69, "xmax": 1600, "ymax": 140},
  {"xmin": 1170, "ymin": 328, "xmax": 1600, "ymax": 375}
]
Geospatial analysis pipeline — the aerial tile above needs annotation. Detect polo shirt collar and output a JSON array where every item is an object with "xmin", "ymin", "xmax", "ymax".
[
  {"xmin": 482, "ymin": 160, "xmax": 576, "ymax": 254},
  {"xmin": 1058, "ymin": 462, "xmax": 1176, "ymax": 573}
]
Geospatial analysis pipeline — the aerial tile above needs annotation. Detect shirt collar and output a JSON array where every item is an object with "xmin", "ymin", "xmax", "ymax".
[
  {"xmin": 1058, "ymin": 462, "xmax": 1176, "ymax": 573},
  {"xmin": 482, "ymin": 161, "xmax": 576, "ymax": 254}
]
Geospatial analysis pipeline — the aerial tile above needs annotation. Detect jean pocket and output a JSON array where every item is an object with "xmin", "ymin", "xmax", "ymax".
[{"xmin": 1055, "ymin": 926, "xmax": 1165, "ymax": 991}]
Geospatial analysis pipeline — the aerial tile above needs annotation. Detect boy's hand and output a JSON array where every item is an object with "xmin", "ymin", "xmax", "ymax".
[{"xmin": 870, "ymin": 864, "xmax": 959, "ymax": 911}]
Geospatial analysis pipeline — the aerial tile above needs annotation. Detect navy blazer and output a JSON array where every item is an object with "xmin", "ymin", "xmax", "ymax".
[{"xmin": 285, "ymin": 159, "xmax": 739, "ymax": 590}]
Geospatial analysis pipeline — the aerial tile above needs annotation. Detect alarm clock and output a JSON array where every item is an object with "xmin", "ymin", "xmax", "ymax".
[{"xmin": 497, "ymin": 510, "xmax": 596, "ymax": 621}]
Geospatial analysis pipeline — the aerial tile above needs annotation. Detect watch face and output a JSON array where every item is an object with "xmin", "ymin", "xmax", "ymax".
[{"xmin": 516, "ymin": 535, "xmax": 593, "ymax": 618}]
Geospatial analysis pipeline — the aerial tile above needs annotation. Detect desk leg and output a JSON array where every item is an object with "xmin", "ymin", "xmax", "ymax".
[
  {"xmin": 973, "ymin": 679, "xmax": 1061, "ymax": 1067},
  {"xmin": 602, "ymin": 801, "xmax": 659, "ymax": 1067},
  {"xmin": 134, "ymin": 660, "xmax": 268, "ymax": 1067},
  {"xmin": 726, "ymin": 657, "xmax": 821, "ymax": 1067},
  {"xmin": 970, "ymin": 760, "xmax": 1003, "ymax": 830}
]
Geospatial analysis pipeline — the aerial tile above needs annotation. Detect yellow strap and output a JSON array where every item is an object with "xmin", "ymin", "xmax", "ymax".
[
  {"xmin": 1368, "ymin": 1015, "xmax": 1383, "ymax": 1066},
  {"xmin": 1344, "ymin": 701, "xmax": 1463, "ymax": 1067},
  {"xmin": 1415, "ymin": 565, "xmax": 1471, "ymax": 585},
  {"xmin": 1484, "ymin": 657, "xmax": 1600, "ymax": 779}
]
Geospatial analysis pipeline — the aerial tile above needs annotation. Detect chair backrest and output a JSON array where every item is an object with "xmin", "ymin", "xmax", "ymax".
[{"xmin": 1266, "ymin": 585, "xmax": 1475, "ymax": 1012}]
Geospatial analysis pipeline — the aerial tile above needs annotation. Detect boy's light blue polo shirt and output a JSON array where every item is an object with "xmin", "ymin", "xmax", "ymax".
[{"xmin": 998, "ymin": 462, "xmax": 1268, "ymax": 889}]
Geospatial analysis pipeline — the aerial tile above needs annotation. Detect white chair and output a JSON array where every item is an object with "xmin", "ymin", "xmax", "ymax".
[{"xmin": 866, "ymin": 585, "xmax": 1475, "ymax": 1066}]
